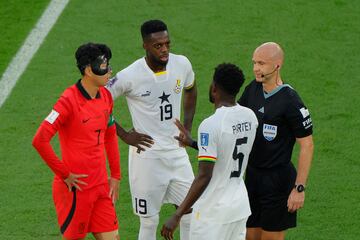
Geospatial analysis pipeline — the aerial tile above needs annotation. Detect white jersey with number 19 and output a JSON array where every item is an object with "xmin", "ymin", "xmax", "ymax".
[
  {"xmin": 106, "ymin": 53, "xmax": 195, "ymax": 155},
  {"xmin": 194, "ymin": 104, "xmax": 258, "ymax": 224}
]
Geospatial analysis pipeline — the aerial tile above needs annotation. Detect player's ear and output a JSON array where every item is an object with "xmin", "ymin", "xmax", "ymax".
[{"xmin": 84, "ymin": 65, "xmax": 93, "ymax": 77}]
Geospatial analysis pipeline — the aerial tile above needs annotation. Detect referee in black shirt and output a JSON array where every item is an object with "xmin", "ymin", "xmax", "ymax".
[{"xmin": 238, "ymin": 42, "xmax": 314, "ymax": 240}]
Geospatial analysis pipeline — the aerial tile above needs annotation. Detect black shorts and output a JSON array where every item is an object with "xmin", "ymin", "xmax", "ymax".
[{"xmin": 245, "ymin": 163, "xmax": 297, "ymax": 231}]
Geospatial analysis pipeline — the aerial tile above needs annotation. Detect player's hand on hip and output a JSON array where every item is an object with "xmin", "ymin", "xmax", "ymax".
[
  {"xmin": 161, "ymin": 214, "xmax": 181, "ymax": 240},
  {"xmin": 64, "ymin": 173, "xmax": 88, "ymax": 191},
  {"xmin": 287, "ymin": 189, "xmax": 305, "ymax": 212},
  {"xmin": 124, "ymin": 128, "xmax": 154, "ymax": 153},
  {"xmin": 108, "ymin": 177, "xmax": 120, "ymax": 204},
  {"xmin": 174, "ymin": 119, "xmax": 193, "ymax": 147}
]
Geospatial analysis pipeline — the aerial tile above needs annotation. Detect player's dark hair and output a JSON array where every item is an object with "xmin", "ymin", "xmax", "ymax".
[
  {"xmin": 75, "ymin": 43, "xmax": 112, "ymax": 75},
  {"xmin": 213, "ymin": 63, "xmax": 245, "ymax": 97},
  {"xmin": 141, "ymin": 20, "xmax": 168, "ymax": 40}
]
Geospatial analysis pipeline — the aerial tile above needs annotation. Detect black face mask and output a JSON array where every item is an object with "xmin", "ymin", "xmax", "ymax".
[{"xmin": 91, "ymin": 55, "xmax": 111, "ymax": 75}]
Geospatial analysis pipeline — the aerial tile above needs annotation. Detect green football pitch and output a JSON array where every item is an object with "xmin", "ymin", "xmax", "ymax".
[{"xmin": 0, "ymin": 0, "xmax": 359, "ymax": 239}]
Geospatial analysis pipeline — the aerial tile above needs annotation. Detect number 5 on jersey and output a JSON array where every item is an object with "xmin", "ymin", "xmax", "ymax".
[{"xmin": 230, "ymin": 137, "xmax": 248, "ymax": 178}]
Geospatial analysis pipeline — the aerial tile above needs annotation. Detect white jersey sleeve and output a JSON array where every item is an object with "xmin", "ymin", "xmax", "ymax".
[
  {"xmin": 197, "ymin": 118, "xmax": 218, "ymax": 162},
  {"xmin": 182, "ymin": 56, "xmax": 195, "ymax": 89},
  {"xmin": 106, "ymin": 70, "xmax": 131, "ymax": 100}
]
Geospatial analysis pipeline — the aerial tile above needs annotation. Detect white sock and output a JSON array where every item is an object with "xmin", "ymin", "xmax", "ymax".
[
  {"xmin": 180, "ymin": 213, "xmax": 191, "ymax": 240},
  {"xmin": 138, "ymin": 215, "xmax": 159, "ymax": 240}
]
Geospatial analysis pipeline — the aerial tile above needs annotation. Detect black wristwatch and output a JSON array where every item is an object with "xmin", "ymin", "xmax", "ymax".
[{"xmin": 294, "ymin": 184, "xmax": 305, "ymax": 193}]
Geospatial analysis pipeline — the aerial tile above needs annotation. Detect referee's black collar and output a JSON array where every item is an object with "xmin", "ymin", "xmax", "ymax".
[{"xmin": 76, "ymin": 79, "xmax": 100, "ymax": 100}]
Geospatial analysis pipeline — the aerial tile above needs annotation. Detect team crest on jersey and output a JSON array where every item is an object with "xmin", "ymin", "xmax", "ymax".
[
  {"xmin": 200, "ymin": 133, "xmax": 209, "ymax": 146},
  {"xmin": 263, "ymin": 124, "xmax": 277, "ymax": 141},
  {"xmin": 174, "ymin": 79, "xmax": 181, "ymax": 94}
]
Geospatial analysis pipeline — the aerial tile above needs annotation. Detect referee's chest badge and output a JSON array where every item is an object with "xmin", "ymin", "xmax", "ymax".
[
  {"xmin": 263, "ymin": 124, "xmax": 277, "ymax": 141},
  {"xmin": 174, "ymin": 79, "xmax": 181, "ymax": 94}
]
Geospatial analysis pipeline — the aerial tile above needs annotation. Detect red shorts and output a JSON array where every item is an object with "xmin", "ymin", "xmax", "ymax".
[{"xmin": 52, "ymin": 179, "xmax": 118, "ymax": 239}]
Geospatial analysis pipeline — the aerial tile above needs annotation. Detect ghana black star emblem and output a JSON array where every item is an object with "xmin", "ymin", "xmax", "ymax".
[{"xmin": 158, "ymin": 91, "xmax": 171, "ymax": 104}]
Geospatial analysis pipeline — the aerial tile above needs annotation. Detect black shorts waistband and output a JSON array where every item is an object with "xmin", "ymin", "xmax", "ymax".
[{"xmin": 247, "ymin": 162, "xmax": 295, "ymax": 173}]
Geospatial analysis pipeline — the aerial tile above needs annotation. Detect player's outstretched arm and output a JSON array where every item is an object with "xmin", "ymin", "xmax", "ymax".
[
  {"xmin": 161, "ymin": 161, "xmax": 214, "ymax": 240},
  {"xmin": 115, "ymin": 121, "xmax": 154, "ymax": 152},
  {"xmin": 174, "ymin": 119, "xmax": 198, "ymax": 150}
]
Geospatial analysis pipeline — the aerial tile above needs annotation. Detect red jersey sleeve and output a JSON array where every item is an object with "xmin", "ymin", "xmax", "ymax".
[
  {"xmin": 104, "ymin": 90, "xmax": 121, "ymax": 180},
  {"xmin": 105, "ymin": 123, "xmax": 121, "ymax": 180},
  {"xmin": 32, "ymin": 94, "xmax": 72, "ymax": 179}
]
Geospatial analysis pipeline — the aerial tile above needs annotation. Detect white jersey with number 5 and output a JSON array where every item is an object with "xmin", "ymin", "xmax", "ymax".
[
  {"xmin": 106, "ymin": 53, "xmax": 195, "ymax": 156},
  {"xmin": 194, "ymin": 104, "xmax": 258, "ymax": 224}
]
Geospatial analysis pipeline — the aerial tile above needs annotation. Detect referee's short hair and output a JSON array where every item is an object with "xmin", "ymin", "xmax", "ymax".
[
  {"xmin": 213, "ymin": 63, "xmax": 245, "ymax": 97},
  {"xmin": 141, "ymin": 20, "xmax": 168, "ymax": 40}
]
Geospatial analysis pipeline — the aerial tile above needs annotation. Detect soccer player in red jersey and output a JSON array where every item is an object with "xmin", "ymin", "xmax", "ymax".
[{"xmin": 32, "ymin": 43, "xmax": 121, "ymax": 240}]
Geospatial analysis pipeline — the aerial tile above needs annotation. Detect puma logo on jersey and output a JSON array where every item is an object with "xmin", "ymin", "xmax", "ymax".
[{"xmin": 141, "ymin": 90, "xmax": 151, "ymax": 97}]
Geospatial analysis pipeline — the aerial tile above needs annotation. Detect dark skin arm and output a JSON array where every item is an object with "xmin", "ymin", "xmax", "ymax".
[
  {"xmin": 178, "ymin": 83, "xmax": 197, "ymax": 148},
  {"xmin": 174, "ymin": 119, "xmax": 197, "ymax": 149},
  {"xmin": 161, "ymin": 161, "xmax": 214, "ymax": 240},
  {"xmin": 182, "ymin": 82, "xmax": 197, "ymax": 132},
  {"xmin": 115, "ymin": 121, "xmax": 154, "ymax": 152}
]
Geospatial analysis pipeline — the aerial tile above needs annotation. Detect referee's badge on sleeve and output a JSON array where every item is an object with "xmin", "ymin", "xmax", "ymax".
[
  {"xmin": 45, "ymin": 109, "xmax": 59, "ymax": 124},
  {"xmin": 263, "ymin": 124, "xmax": 277, "ymax": 141}
]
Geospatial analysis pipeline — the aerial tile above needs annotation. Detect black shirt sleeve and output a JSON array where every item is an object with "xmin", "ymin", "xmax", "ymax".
[{"xmin": 285, "ymin": 90, "xmax": 313, "ymax": 138}]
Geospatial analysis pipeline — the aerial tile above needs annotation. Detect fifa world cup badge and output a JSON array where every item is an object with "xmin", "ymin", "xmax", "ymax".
[
  {"xmin": 174, "ymin": 79, "xmax": 181, "ymax": 94},
  {"xmin": 263, "ymin": 124, "xmax": 277, "ymax": 141}
]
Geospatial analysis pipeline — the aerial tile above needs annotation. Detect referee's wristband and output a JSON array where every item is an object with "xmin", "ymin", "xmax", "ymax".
[{"xmin": 191, "ymin": 140, "xmax": 198, "ymax": 150}]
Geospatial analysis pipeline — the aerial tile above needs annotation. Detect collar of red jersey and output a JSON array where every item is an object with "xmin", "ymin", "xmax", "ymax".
[{"xmin": 76, "ymin": 79, "xmax": 100, "ymax": 100}]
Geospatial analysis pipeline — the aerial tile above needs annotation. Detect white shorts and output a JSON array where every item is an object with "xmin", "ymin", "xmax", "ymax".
[
  {"xmin": 190, "ymin": 216, "xmax": 247, "ymax": 240},
  {"xmin": 128, "ymin": 147, "xmax": 194, "ymax": 217}
]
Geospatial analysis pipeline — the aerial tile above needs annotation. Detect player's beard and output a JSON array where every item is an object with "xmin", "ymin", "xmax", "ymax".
[
  {"xmin": 155, "ymin": 57, "xmax": 168, "ymax": 67},
  {"xmin": 149, "ymin": 54, "xmax": 168, "ymax": 67}
]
